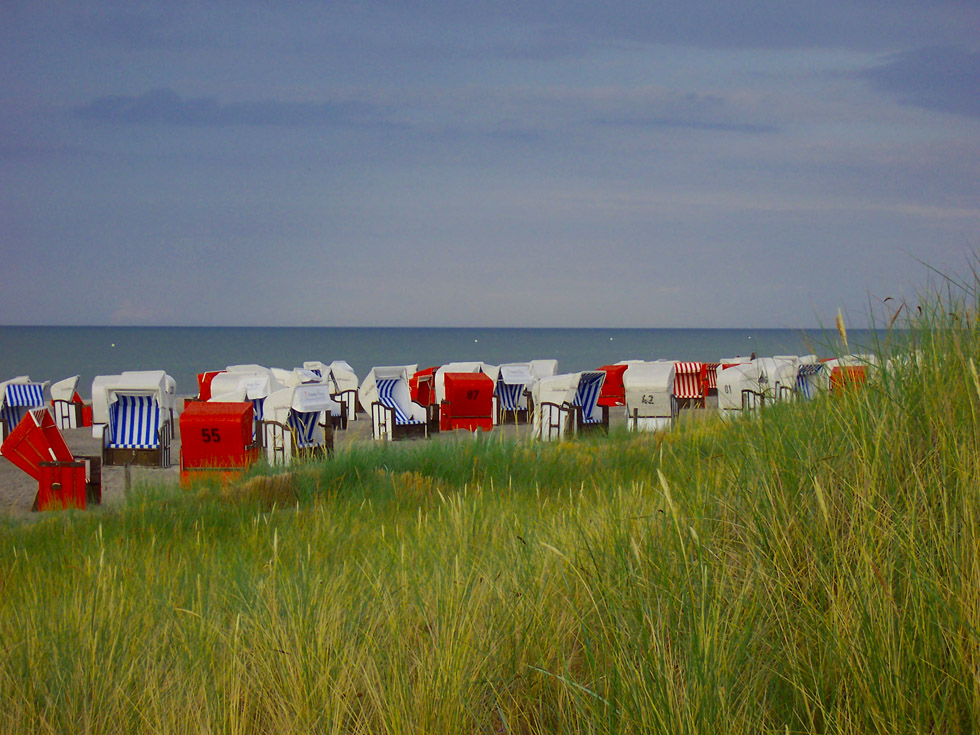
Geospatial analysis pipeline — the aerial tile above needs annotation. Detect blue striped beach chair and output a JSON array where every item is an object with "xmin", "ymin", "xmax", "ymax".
[
  {"xmin": 105, "ymin": 394, "xmax": 172, "ymax": 467},
  {"xmin": 796, "ymin": 363, "xmax": 826, "ymax": 399},
  {"xmin": 373, "ymin": 377, "xmax": 427, "ymax": 441},
  {"xmin": 1, "ymin": 382, "xmax": 46, "ymax": 437},
  {"xmin": 572, "ymin": 371, "xmax": 608, "ymax": 433},
  {"xmin": 496, "ymin": 363, "xmax": 532, "ymax": 425}
]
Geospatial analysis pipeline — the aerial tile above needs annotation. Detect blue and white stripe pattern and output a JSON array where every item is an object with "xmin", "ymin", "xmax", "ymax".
[
  {"xmin": 108, "ymin": 394, "xmax": 161, "ymax": 449},
  {"xmin": 796, "ymin": 363, "xmax": 825, "ymax": 399},
  {"xmin": 496, "ymin": 381, "xmax": 525, "ymax": 412},
  {"xmin": 376, "ymin": 378, "xmax": 423, "ymax": 425},
  {"xmin": 2, "ymin": 383, "xmax": 45, "ymax": 431},
  {"xmin": 572, "ymin": 371, "xmax": 605, "ymax": 424},
  {"xmin": 287, "ymin": 411, "xmax": 319, "ymax": 447}
]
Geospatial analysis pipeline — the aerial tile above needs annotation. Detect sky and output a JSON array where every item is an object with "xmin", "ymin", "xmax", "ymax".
[{"xmin": 1, "ymin": 1, "xmax": 978, "ymax": 328}]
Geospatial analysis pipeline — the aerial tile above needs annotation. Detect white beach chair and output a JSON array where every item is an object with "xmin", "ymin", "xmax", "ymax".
[
  {"xmin": 92, "ymin": 371, "xmax": 177, "ymax": 467},
  {"xmin": 716, "ymin": 362, "xmax": 764, "ymax": 418},
  {"xmin": 623, "ymin": 361, "xmax": 675, "ymax": 431},
  {"xmin": 360, "ymin": 366, "xmax": 428, "ymax": 441},
  {"xmin": 530, "ymin": 373, "xmax": 579, "ymax": 441},
  {"xmin": 259, "ymin": 384, "xmax": 337, "ymax": 465},
  {"xmin": 50, "ymin": 375, "xmax": 81, "ymax": 429}
]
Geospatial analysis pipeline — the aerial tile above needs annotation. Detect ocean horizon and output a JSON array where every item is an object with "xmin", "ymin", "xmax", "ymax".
[{"xmin": 0, "ymin": 325, "xmax": 886, "ymax": 399}]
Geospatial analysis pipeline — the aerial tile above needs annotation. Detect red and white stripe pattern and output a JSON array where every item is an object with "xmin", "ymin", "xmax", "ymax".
[
  {"xmin": 673, "ymin": 362, "xmax": 704, "ymax": 399},
  {"xmin": 702, "ymin": 362, "xmax": 721, "ymax": 390}
]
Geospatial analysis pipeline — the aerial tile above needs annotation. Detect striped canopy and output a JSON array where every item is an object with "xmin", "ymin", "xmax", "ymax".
[
  {"xmin": 673, "ymin": 362, "xmax": 704, "ymax": 399},
  {"xmin": 2, "ymin": 383, "xmax": 46, "ymax": 432},
  {"xmin": 702, "ymin": 362, "xmax": 721, "ymax": 390}
]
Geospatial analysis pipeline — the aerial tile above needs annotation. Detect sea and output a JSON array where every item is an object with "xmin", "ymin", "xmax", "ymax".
[{"xmin": 0, "ymin": 326, "xmax": 882, "ymax": 399}]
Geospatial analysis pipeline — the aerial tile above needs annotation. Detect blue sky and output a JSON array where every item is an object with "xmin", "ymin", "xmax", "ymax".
[{"xmin": 2, "ymin": 1, "xmax": 978, "ymax": 327}]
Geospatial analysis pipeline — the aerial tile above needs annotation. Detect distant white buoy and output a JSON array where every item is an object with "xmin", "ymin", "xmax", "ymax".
[
  {"xmin": 111, "ymin": 343, "xmax": 115, "ymax": 347},
  {"xmin": 474, "ymin": 339, "xmax": 478, "ymax": 343}
]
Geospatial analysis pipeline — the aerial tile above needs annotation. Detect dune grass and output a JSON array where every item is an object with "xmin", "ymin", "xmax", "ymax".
[{"xmin": 2, "ymin": 291, "xmax": 979, "ymax": 733}]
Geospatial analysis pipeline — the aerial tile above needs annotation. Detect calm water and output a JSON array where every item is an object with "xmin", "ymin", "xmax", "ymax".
[{"xmin": 0, "ymin": 326, "xmax": 877, "ymax": 398}]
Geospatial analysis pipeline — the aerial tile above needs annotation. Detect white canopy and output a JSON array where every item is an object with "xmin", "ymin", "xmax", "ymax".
[
  {"xmin": 50, "ymin": 376, "xmax": 79, "ymax": 402},
  {"xmin": 208, "ymin": 370, "xmax": 279, "ymax": 403},
  {"xmin": 498, "ymin": 362, "xmax": 533, "ymax": 385},
  {"xmin": 91, "ymin": 370, "xmax": 177, "ymax": 427}
]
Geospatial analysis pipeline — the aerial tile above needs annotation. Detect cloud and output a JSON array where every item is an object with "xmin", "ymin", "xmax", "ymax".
[
  {"xmin": 861, "ymin": 46, "xmax": 980, "ymax": 118},
  {"xmin": 74, "ymin": 88, "xmax": 400, "ymax": 128}
]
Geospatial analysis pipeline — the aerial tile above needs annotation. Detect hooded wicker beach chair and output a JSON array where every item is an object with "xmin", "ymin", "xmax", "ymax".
[
  {"xmin": 0, "ymin": 377, "xmax": 49, "ymax": 440},
  {"xmin": 258, "ymin": 384, "xmax": 336, "ymax": 465},
  {"xmin": 360, "ymin": 366, "xmax": 428, "ymax": 441},
  {"xmin": 92, "ymin": 371, "xmax": 177, "ymax": 467},
  {"xmin": 572, "ymin": 370, "xmax": 608, "ymax": 433},
  {"xmin": 496, "ymin": 363, "xmax": 533, "ymax": 425},
  {"xmin": 623, "ymin": 361, "xmax": 675, "ymax": 431}
]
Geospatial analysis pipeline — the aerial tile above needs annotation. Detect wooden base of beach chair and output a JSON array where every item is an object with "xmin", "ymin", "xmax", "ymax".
[
  {"xmin": 104, "ymin": 445, "xmax": 171, "ymax": 468},
  {"xmin": 575, "ymin": 405, "xmax": 609, "ymax": 434},
  {"xmin": 103, "ymin": 423, "xmax": 172, "ymax": 468},
  {"xmin": 497, "ymin": 407, "xmax": 529, "ymax": 425}
]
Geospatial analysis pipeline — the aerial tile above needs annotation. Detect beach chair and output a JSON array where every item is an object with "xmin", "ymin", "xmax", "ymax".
[
  {"xmin": 624, "ymin": 361, "xmax": 675, "ymax": 431},
  {"xmin": 496, "ymin": 363, "xmax": 532, "ymax": 425},
  {"xmin": 702, "ymin": 362, "xmax": 721, "ymax": 398},
  {"xmin": 93, "ymin": 371, "xmax": 177, "ymax": 467},
  {"xmin": 0, "ymin": 377, "xmax": 49, "ymax": 441},
  {"xmin": 440, "ymin": 372, "xmax": 495, "ymax": 432},
  {"xmin": 410, "ymin": 366, "xmax": 441, "ymax": 432},
  {"xmin": 361, "ymin": 366, "xmax": 428, "ymax": 441},
  {"xmin": 572, "ymin": 370, "xmax": 608, "ymax": 434},
  {"xmin": 796, "ymin": 361, "xmax": 826, "ymax": 399},
  {"xmin": 716, "ymin": 362, "xmax": 763, "ymax": 419},
  {"xmin": 530, "ymin": 373, "xmax": 579, "ymax": 441},
  {"xmin": 302, "ymin": 360, "xmax": 360, "ymax": 428},
  {"xmin": 673, "ymin": 362, "xmax": 706, "ymax": 411},
  {"xmin": 596, "ymin": 364, "xmax": 629, "ymax": 409},
  {"xmin": 1, "ymin": 407, "xmax": 101, "ymax": 511},
  {"xmin": 209, "ymin": 368, "xmax": 279, "ymax": 440},
  {"xmin": 258, "ymin": 384, "xmax": 336, "ymax": 465},
  {"xmin": 50, "ymin": 376, "xmax": 83, "ymax": 430}
]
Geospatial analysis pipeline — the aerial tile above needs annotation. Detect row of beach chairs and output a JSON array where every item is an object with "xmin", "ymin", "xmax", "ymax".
[{"xmin": 1, "ymin": 353, "xmax": 873, "ymax": 482}]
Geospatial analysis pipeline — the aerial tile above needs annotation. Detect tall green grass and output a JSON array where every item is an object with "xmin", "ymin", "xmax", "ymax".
[{"xmin": 2, "ymin": 286, "xmax": 979, "ymax": 733}]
